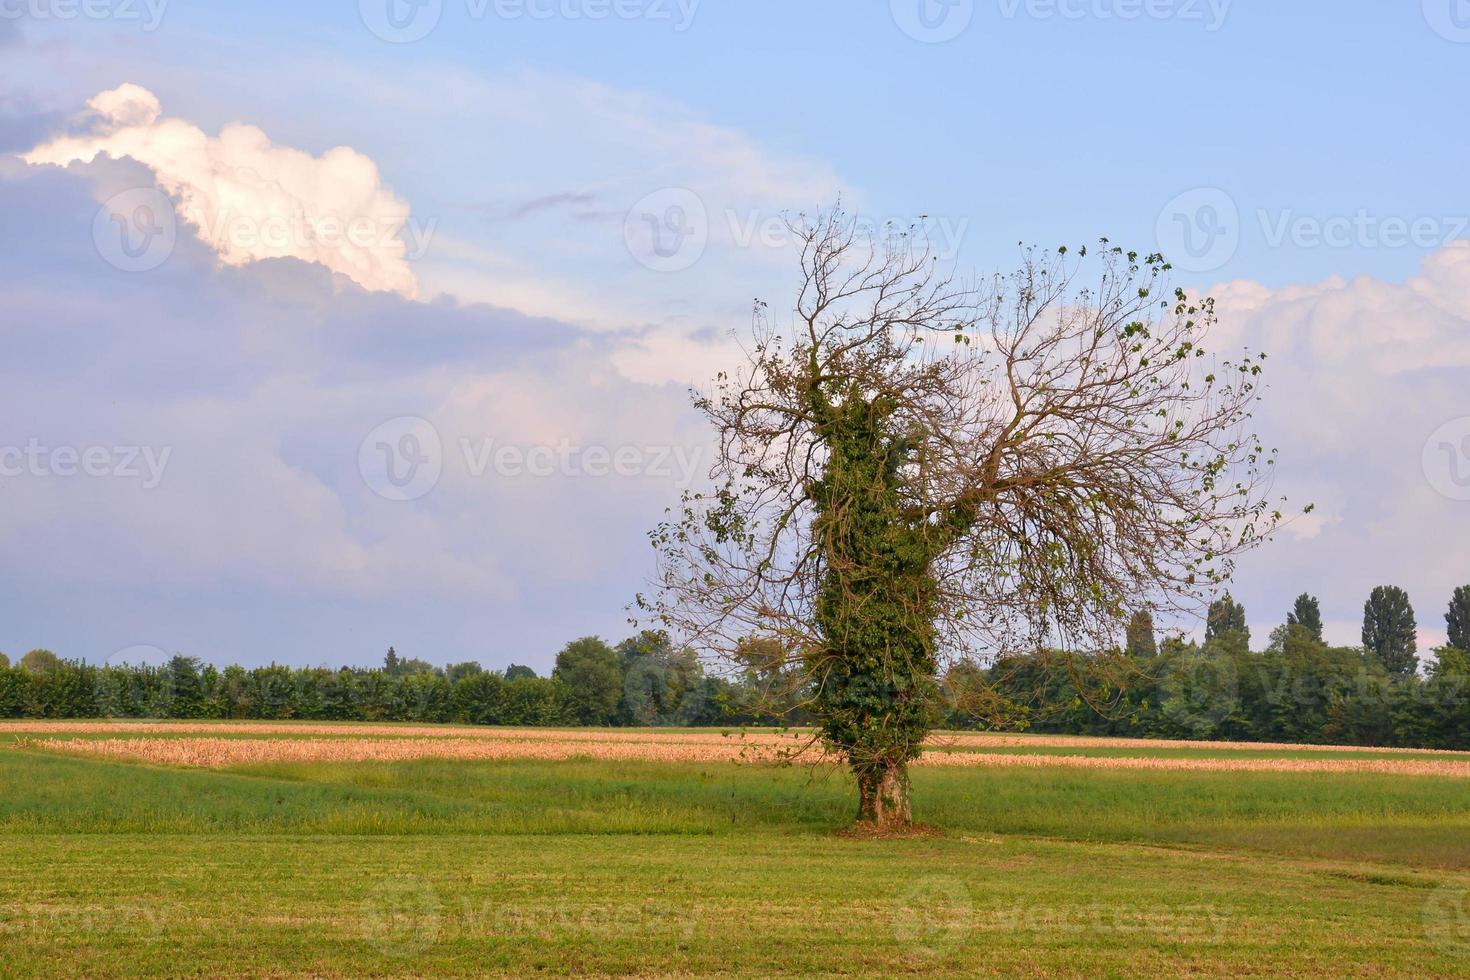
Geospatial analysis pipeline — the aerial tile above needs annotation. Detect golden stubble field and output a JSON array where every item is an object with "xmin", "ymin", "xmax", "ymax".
[{"xmin": 9, "ymin": 721, "xmax": 1470, "ymax": 778}]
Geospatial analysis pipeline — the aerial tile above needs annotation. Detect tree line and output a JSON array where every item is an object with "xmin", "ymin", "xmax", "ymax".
[
  {"xmin": 968, "ymin": 586, "xmax": 1470, "ymax": 749},
  {"xmin": 0, "ymin": 632, "xmax": 795, "ymax": 727},
  {"xmin": 5, "ymin": 586, "xmax": 1470, "ymax": 749}
]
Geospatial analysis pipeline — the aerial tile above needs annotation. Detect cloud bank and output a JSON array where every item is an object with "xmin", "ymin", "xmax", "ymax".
[
  {"xmin": 24, "ymin": 84, "xmax": 420, "ymax": 297},
  {"xmin": 0, "ymin": 156, "xmax": 707, "ymax": 667},
  {"xmin": 1212, "ymin": 243, "xmax": 1470, "ymax": 650}
]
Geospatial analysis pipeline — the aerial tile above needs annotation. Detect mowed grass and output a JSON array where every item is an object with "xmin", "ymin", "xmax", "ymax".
[{"xmin": 5, "ymin": 726, "xmax": 1470, "ymax": 976}]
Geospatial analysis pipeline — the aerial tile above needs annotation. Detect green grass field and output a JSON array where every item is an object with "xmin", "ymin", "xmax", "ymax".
[{"xmin": 5, "ymin": 724, "xmax": 1470, "ymax": 976}]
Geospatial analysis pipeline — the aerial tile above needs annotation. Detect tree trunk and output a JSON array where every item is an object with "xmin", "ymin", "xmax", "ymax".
[{"xmin": 855, "ymin": 760, "xmax": 912, "ymax": 829}]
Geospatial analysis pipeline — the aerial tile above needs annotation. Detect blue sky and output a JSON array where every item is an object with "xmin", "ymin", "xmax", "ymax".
[
  {"xmin": 11, "ymin": 2, "xmax": 1470, "ymax": 287},
  {"xmin": 2, "ymin": 1, "xmax": 1469, "ymax": 670}
]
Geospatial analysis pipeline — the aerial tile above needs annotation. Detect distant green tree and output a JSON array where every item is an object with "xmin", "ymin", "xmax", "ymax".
[
  {"xmin": 1205, "ymin": 594, "xmax": 1249, "ymax": 645},
  {"xmin": 942, "ymin": 658, "xmax": 1010, "ymax": 728},
  {"xmin": 216, "ymin": 664, "xmax": 252, "ymax": 718},
  {"xmin": 452, "ymin": 671, "xmax": 506, "ymax": 725},
  {"xmin": 317, "ymin": 669, "xmax": 358, "ymax": 720},
  {"xmin": 615, "ymin": 631, "xmax": 705, "ymax": 726},
  {"xmin": 19, "ymin": 649, "xmax": 60, "ymax": 675},
  {"xmin": 383, "ymin": 647, "xmax": 400, "ymax": 676},
  {"xmin": 553, "ymin": 637, "xmax": 623, "ymax": 725},
  {"xmin": 500, "ymin": 676, "xmax": 567, "ymax": 725},
  {"xmin": 251, "ymin": 664, "xmax": 298, "ymax": 719},
  {"xmin": 1255, "ymin": 625, "xmax": 1362, "ymax": 743},
  {"xmin": 0, "ymin": 665, "xmax": 30, "ymax": 717},
  {"xmin": 0, "ymin": 652, "xmax": 9, "ymax": 668},
  {"xmin": 1420, "ymin": 647, "xmax": 1470, "ymax": 749},
  {"xmin": 32, "ymin": 660, "xmax": 98, "ymax": 718},
  {"xmin": 1125, "ymin": 610, "xmax": 1158, "ymax": 659},
  {"xmin": 1447, "ymin": 585, "xmax": 1470, "ymax": 652},
  {"xmin": 400, "ymin": 671, "xmax": 453, "ymax": 722},
  {"xmin": 504, "ymin": 664, "xmax": 537, "ymax": 681},
  {"xmin": 164, "ymin": 655, "xmax": 208, "ymax": 718},
  {"xmin": 1286, "ymin": 593, "xmax": 1324, "ymax": 643},
  {"xmin": 1362, "ymin": 586, "xmax": 1418, "ymax": 676},
  {"xmin": 445, "ymin": 661, "xmax": 483, "ymax": 684},
  {"xmin": 1158, "ymin": 631, "xmax": 1247, "ymax": 740},
  {"xmin": 729, "ymin": 637, "xmax": 804, "ymax": 721},
  {"xmin": 353, "ymin": 670, "xmax": 401, "ymax": 720}
]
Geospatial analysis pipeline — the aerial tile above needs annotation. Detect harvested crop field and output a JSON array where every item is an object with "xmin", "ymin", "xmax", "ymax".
[
  {"xmin": 8, "ymin": 720, "xmax": 1470, "ymax": 976},
  {"xmin": 6, "ymin": 719, "xmax": 1467, "ymax": 755},
  {"xmin": 19, "ymin": 725, "xmax": 1470, "ymax": 777}
]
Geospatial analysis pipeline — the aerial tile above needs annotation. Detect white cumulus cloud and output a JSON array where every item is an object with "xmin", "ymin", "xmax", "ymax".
[
  {"xmin": 1210, "ymin": 241, "xmax": 1470, "ymax": 649},
  {"xmin": 23, "ymin": 84, "xmax": 420, "ymax": 297}
]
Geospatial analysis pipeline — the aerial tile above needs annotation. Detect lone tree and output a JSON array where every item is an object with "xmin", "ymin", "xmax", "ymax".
[
  {"xmin": 1447, "ymin": 585, "xmax": 1470, "ymax": 653},
  {"xmin": 645, "ymin": 214, "xmax": 1280, "ymax": 830},
  {"xmin": 1205, "ymin": 593, "xmax": 1249, "ymax": 645},
  {"xmin": 1287, "ymin": 593, "xmax": 1324, "ymax": 643},
  {"xmin": 1362, "ymin": 585, "xmax": 1418, "ymax": 676}
]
